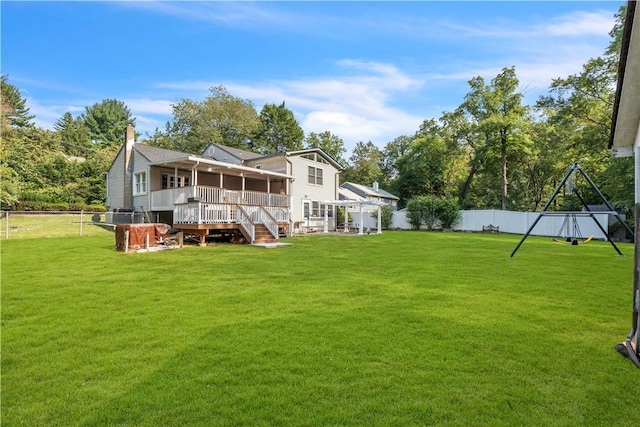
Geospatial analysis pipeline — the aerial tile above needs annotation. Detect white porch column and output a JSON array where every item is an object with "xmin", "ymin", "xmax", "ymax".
[
  {"xmin": 358, "ymin": 204, "xmax": 364, "ymax": 235},
  {"xmin": 377, "ymin": 205, "xmax": 382, "ymax": 234},
  {"xmin": 220, "ymin": 172, "xmax": 223, "ymax": 188},
  {"xmin": 344, "ymin": 205, "xmax": 349, "ymax": 233},
  {"xmin": 241, "ymin": 173, "xmax": 245, "ymax": 201},
  {"xmin": 191, "ymin": 164, "xmax": 199, "ymax": 186},
  {"xmin": 323, "ymin": 204, "xmax": 329, "ymax": 233}
]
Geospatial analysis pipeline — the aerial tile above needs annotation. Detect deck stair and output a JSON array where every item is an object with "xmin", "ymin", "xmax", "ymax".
[{"xmin": 253, "ymin": 224, "xmax": 278, "ymax": 244}]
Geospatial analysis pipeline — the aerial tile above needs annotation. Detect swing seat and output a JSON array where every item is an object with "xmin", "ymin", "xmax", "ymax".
[{"xmin": 551, "ymin": 234, "xmax": 593, "ymax": 245}]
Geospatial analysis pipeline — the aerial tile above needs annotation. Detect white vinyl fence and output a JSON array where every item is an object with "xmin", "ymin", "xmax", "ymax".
[{"xmin": 389, "ymin": 209, "xmax": 613, "ymax": 240}]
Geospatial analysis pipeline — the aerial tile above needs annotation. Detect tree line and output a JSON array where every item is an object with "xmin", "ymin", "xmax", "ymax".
[{"xmin": 1, "ymin": 5, "xmax": 632, "ymax": 218}]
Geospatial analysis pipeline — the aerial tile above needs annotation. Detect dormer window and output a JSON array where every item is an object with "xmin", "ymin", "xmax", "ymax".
[{"xmin": 302, "ymin": 152, "xmax": 329, "ymax": 164}]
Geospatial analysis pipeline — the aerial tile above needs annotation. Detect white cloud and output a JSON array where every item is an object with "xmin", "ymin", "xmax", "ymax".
[
  {"xmin": 123, "ymin": 1, "xmax": 295, "ymax": 29},
  {"xmin": 154, "ymin": 60, "xmax": 425, "ymax": 152},
  {"xmin": 231, "ymin": 61, "xmax": 425, "ymax": 150},
  {"xmin": 438, "ymin": 9, "xmax": 615, "ymax": 40},
  {"xmin": 124, "ymin": 98, "xmax": 173, "ymax": 116},
  {"xmin": 24, "ymin": 98, "xmax": 82, "ymax": 130},
  {"xmin": 543, "ymin": 11, "xmax": 615, "ymax": 36}
]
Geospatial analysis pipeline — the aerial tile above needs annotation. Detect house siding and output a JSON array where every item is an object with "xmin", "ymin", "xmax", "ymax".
[
  {"xmin": 288, "ymin": 155, "xmax": 340, "ymax": 224},
  {"xmin": 106, "ymin": 146, "xmax": 126, "ymax": 210},
  {"xmin": 131, "ymin": 150, "xmax": 152, "ymax": 212}
]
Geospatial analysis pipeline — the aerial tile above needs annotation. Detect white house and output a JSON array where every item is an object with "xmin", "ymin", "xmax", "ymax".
[
  {"xmin": 202, "ymin": 143, "xmax": 344, "ymax": 231},
  {"xmin": 106, "ymin": 126, "xmax": 343, "ymax": 244},
  {"xmin": 339, "ymin": 181, "xmax": 399, "ymax": 210}
]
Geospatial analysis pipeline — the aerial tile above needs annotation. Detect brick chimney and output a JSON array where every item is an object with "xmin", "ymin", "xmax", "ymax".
[{"xmin": 123, "ymin": 124, "xmax": 135, "ymax": 208}]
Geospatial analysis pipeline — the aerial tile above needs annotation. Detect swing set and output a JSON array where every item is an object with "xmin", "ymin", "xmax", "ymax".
[{"xmin": 511, "ymin": 163, "xmax": 633, "ymax": 257}]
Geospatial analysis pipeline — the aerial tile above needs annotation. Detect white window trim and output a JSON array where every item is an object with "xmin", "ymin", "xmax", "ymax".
[
  {"xmin": 134, "ymin": 171, "xmax": 147, "ymax": 195},
  {"xmin": 308, "ymin": 166, "xmax": 324, "ymax": 186}
]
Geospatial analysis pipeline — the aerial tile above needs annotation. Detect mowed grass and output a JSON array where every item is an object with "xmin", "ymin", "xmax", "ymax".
[
  {"xmin": 1, "ymin": 213, "xmax": 108, "ymax": 240},
  {"xmin": 2, "ymin": 231, "xmax": 638, "ymax": 425}
]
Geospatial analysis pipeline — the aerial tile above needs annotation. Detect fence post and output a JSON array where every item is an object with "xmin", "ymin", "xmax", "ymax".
[
  {"xmin": 4, "ymin": 211, "xmax": 8, "ymax": 239},
  {"xmin": 80, "ymin": 210, "xmax": 84, "ymax": 236}
]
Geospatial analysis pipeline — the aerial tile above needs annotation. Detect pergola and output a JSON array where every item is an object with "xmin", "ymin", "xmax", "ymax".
[{"xmin": 319, "ymin": 200, "xmax": 386, "ymax": 235}]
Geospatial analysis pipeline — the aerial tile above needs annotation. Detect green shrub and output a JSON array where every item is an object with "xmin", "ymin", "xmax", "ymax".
[
  {"xmin": 370, "ymin": 205, "xmax": 394, "ymax": 229},
  {"xmin": 438, "ymin": 196, "xmax": 461, "ymax": 229},
  {"xmin": 406, "ymin": 195, "xmax": 460, "ymax": 230},
  {"xmin": 405, "ymin": 198, "xmax": 423, "ymax": 230}
]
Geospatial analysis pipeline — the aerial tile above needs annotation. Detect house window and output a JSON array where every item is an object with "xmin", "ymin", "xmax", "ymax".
[
  {"xmin": 308, "ymin": 166, "xmax": 323, "ymax": 186},
  {"xmin": 302, "ymin": 152, "xmax": 329, "ymax": 165},
  {"xmin": 134, "ymin": 171, "xmax": 147, "ymax": 195},
  {"xmin": 310, "ymin": 203, "xmax": 332, "ymax": 218},
  {"xmin": 161, "ymin": 173, "xmax": 191, "ymax": 189}
]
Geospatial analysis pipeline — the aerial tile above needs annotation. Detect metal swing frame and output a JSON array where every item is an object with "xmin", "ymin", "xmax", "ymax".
[{"xmin": 510, "ymin": 162, "xmax": 634, "ymax": 257}]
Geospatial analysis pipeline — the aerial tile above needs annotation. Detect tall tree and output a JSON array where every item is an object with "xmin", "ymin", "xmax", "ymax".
[
  {"xmin": 304, "ymin": 130, "xmax": 347, "ymax": 166},
  {"xmin": 164, "ymin": 86, "xmax": 260, "ymax": 154},
  {"xmin": 380, "ymin": 135, "xmax": 413, "ymax": 183},
  {"xmin": 54, "ymin": 112, "xmax": 92, "ymax": 155},
  {"xmin": 458, "ymin": 67, "xmax": 532, "ymax": 209},
  {"xmin": 535, "ymin": 4, "xmax": 628, "ymax": 207},
  {"xmin": 82, "ymin": 98, "xmax": 135, "ymax": 148},
  {"xmin": 1, "ymin": 75, "xmax": 35, "ymax": 128},
  {"xmin": 254, "ymin": 101, "xmax": 304, "ymax": 154},
  {"xmin": 395, "ymin": 134, "xmax": 448, "ymax": 201},
  {"xmin": 393, "ymin": 120, "xmax": 463, "ymax": 206},
  {"xmin": 340, "ymin": 140, "xmax": 383, "ymax": 185}
]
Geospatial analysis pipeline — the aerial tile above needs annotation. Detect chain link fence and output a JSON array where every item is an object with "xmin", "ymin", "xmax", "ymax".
[{"xmin": 0, "ymin": 211, "xmax": 145, "ymax": 240}]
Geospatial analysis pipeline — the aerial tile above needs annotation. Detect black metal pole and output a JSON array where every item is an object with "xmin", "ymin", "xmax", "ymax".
[
  {"xmin": 510, "ymin": 163, "xmax": 579, "ymax": 258},
  {"xmin": 573, "ymin": 190, "xmax": 623, "ymax": 255},
  {"xmin": 576, "ymin": 165, "xmax": 634, "ymax": 238}
]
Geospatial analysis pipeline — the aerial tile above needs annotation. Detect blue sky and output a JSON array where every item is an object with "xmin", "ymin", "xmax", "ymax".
[{"xmin": 2, "ymin": 1, "xmax": 624, "ymax": 155}]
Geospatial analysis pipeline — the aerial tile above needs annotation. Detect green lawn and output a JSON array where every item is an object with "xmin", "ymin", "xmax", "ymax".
[
  {"xmin": 1, "ymin": 231, "xmax": 637, "ymax": 425},
  {"xmin": 1, "ymin": 212, "xmax": 108, "ymax": 240}
]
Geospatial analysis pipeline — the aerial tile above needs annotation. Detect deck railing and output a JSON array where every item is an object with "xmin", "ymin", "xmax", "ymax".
[
  {"xmin": 236, "ymin": 206, "xmax": 255, "ymax": 243},
  {"xmin": 152, "ymin": 186, "xmax": 290, "ymax": 210},
  {"xmin": 173, "ymin": 203, "xmax": 236, "ymax": 224},
  {"xmin": 264, "ymin": 206, "xmax": 291, "ymax": 223},
  {"xmin": 240, "ymin": 206, "xmax": 279, "ymax": 240}
]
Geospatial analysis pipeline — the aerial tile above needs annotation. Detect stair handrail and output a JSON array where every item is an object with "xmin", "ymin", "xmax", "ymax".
[
  {"xmin": 259, "ymin": 205, "xmax": 279, "ymax": 240},
  {"xmin": 236, "ymin": 205, "xmax": 255, "ymax": 243}
]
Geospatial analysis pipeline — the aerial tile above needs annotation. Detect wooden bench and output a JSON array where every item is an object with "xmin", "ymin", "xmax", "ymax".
[{"xmin": 482, "ymin": 224, "xmax": 499, "ymax": 233}]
